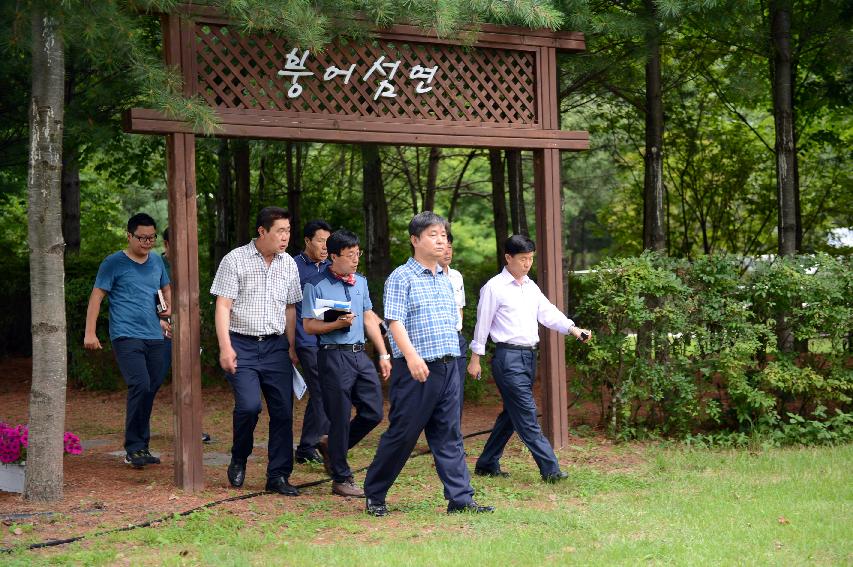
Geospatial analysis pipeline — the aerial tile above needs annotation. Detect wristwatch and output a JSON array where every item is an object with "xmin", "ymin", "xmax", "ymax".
[{"xmin": 378, "ymin": 354, "xmax": 391, "ymax": 360}]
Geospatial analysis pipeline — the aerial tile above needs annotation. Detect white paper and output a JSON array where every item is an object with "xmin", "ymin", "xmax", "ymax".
[
  {"xmin": 292, "ymin": 365, "xmax": 308, "ymax": 400},
  {"xmin": 312, "ymin": 299, "xmax": 352, "ymax": 318}
]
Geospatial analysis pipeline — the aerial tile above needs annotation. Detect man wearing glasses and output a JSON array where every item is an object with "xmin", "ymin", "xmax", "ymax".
[
  {"xmin": 301, "ymin": 230, "xmax": 391, "ymax": 497},
  {"xmin": 84, "ymin": 213, "xmax": 172, "ymax": 470}
]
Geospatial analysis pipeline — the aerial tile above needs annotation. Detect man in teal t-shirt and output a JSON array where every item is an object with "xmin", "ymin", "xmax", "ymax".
[{"xmin": 84, "ymin": 213, "xmax": 171, "ymax": 470}]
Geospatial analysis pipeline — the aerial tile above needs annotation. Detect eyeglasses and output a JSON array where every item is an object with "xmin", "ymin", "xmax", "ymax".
[
  {"xmin": 131, "ymin": 234, "xmax": 158, "ymax": 243},
  {"xmin": 338, "ymin": 250, "xmax": 364, "ymax": 259}
]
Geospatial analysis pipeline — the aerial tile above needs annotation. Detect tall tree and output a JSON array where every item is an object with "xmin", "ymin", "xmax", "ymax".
[
  {"xmin": 232, "ymin": 140, "xmax": 251, "ymax": 245},
  {"xmin": 26, "ymin": 5, "xmax": 67, "ymax": 502},
  {"xmin": 489, "ymin": 149, "xmax": 509, "ymax": 269},
  {"xmin": 642, "ymin": 0, "xmax": 666, "ymax": 251},
  {"xmin": 506, "ymin": 149, "xmax": 528, "ymax": 235},
  {"xmin": 214, "ymin": 139, "xmax": 231, "ymax": 269},
  {"xmin": 769, "ymin": 0, "xmax": 799, "ymax": 257},
  {"xmin": 362, "ymin": 144, "xmax": 390, "ymax": 291}
]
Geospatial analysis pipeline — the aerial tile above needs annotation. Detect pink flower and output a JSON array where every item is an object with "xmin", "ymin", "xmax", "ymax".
[
  {"xmin": 63, "ymin": 432, "xmax": 82, "ymax": 455},
  {"xmin": 0, "ymin": 424, "xmax": 82, "ymax": 463}
]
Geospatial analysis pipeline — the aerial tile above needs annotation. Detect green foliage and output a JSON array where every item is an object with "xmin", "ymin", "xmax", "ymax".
[{"xmin": 570, "ymin": 253, "xmax": 853, "ymax": 441}]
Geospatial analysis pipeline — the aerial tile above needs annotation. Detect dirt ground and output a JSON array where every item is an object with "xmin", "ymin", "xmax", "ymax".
[{"xmin": 0, "ymin": 356, "xmax": 631, "ymax": 551}]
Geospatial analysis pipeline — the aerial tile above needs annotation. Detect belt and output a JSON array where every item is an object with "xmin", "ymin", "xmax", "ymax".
[
  {"xmin": 321, "ymin": 343, "xmax": 365, "ymax": 352},
  {"xmin": 427, "ymin": 354, "xmax": 457, "ymax": 363},
  {"xmin": 231, "ymin": 332, "xmax": 282, "ymax": 342},
  {"xmin": 495, "ymin": 342, "xmax": 538, "ymax": 351}
]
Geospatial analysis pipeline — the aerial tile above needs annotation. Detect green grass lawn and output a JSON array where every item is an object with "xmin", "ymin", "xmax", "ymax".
[{"xmin": 8, "ymin": 443, "xmax": 852, "ymax": 566}]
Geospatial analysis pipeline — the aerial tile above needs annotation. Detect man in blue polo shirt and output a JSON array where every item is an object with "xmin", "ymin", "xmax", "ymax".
[
  {"xmin": 362, "ymin": 211, "xmax": 493, "ymax": 517},
  {"xmin": 292, "ymin": 219, "xmax": 332, "ymax": 465},
  {"xmin": 302, "ymin": 229, "xmax": 391, "ymax": 497},
  {"xmin": 84, "ymin": 213, "xmax": 171, "ymax": 470}
]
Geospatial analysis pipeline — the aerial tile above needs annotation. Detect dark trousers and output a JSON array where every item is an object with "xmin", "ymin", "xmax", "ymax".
[
  {"xmin": 476, "ymin": 346, "xmax": 560, "ymax": 477},
  {"xmin": 296, "ymin": 346, "xmax": 330, "ymax": 454},
  {"xmin": 318, "ymin": 349, "xmax": 383, "ymax": 482},
  {"xmin": 162, "ymin": 337, "xmax": 172, "ymax": 382},
  {"xmin": 456, "ymin": 332, "xmax": 468, "ymax": 427},
  {"xmin": 227, "ymin": 333, "xmax": 294, "ymax": 479},
  {"xmin": 112, "ymin": 338, "xmax": 168, "ymax": 453},
  {"xmin": 364, "ymin": 357, "xmax": 475, "ymax": 506}
]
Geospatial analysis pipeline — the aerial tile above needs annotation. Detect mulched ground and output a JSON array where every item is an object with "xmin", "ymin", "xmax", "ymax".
[{"xmin": 0, "ymin": 356, "xmax": 630, "ymax": 551}]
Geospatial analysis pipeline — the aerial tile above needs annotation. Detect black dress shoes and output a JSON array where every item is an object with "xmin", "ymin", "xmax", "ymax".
[
  {"xmin": 542, "ymin": 471, "xmax": 569, "ymax": 483},
  {"xmin": 447, "ymin": 500, "xmax": 495, "ymax": 514},
  {"xmin": 265, "ymin": 476, "xmax": 300, "ymax": 496},
  {"xmin": 295, "ymin": 447, "xmax": 323, "ymax": 464},
  {"xmin": 227, "ymin": 461, "xmax": 246, "ymax": 488},
  {"xmin": 474, "ymin": 466, "xmax": 510, "ymax": 478},
  {"xmin": 365, "ymin": 498, "xmax": 389, "ymax": 517}
]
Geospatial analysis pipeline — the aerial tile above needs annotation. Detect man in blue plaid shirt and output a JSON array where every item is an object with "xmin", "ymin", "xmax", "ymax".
[{"xmin": 363, "ymin": 211, "xmax": 493, "ymax": 516}]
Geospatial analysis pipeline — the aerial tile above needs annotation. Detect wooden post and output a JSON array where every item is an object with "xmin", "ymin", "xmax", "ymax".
[
  {"xmin": 163, "ymin": 13, "xmax": 204, "ymax": 492},
  {"xmin": 534, "ymin": 46, "xmax": 570, "ymax": 450}
]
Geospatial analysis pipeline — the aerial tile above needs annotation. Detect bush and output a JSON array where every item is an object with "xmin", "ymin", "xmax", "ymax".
[{"xmin": 570, "ymin": 253, "xmax": 853, "ymax": 441}]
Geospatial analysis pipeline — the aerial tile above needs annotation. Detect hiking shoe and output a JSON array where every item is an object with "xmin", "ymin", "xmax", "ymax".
[
  {"xmin": 332, "ymin": 477, "xmax": 365, "ymax": 498},
  {"xmin": 141, "ymin": 448, "xmax": 161, "ymax": 465},
  {"xmin": 124, "ymin": 450, "xmax": 146, "ymax": 469}
]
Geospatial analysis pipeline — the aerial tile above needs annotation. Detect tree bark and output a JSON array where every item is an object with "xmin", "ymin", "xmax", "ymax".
[
  {"xmin": 214, "ymin": 139, "xmax": 231, "ymax": 269},
  {"xmin": 26, "ymin": 8, "xmax": 67, "ymax": 503},
  {"xmin": 361, "ymin": 144, "xmax": 391, "ymax": 308},
  {"xmin": 506, "ymin": 149, "xmax": 528, "ymax": 235},
  {"xmin": 489, "ymin": 149, "xmax": 509, "ymax": 270},
  {"xmin": 60, "ymin": 64, "xmax": 79, "ymax": 256},
  {"xmin": 233, "ymin": 139, "xmax": 251, "ymax": 246},
  {"xmin": 61, "ymin": 147, "xmax": 80, "ymax": 255},
  {"xmin": 423, "ymin": 147, "xmax": 441, "ymax": 212},
  {"xmin": 770, "ymin": 0, "xmax": 799, "ymax": 257},
  {"xmin": 642, "ymin": 0, "xmax": 666, "ymax": 252},
  {"xmin": 285, "ymin": 141, "xmax": 304, "ymax": 254}
]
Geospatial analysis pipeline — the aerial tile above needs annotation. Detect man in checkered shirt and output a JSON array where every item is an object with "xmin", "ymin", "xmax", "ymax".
[
  {"xmin": 362, "ymin": 211, "xmax": 494, "ymax": 517},
  {"xmin": 211, "ymin": 206, "xmax": 303, "ymax": 496}
]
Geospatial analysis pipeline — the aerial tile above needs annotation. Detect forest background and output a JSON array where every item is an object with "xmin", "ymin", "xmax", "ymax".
[{"xmin": 1, "ymin": 0, "xmax": 851, "ymax": 461}]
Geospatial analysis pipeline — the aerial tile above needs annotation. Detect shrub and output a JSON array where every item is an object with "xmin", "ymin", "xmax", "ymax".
[{"xmin": 569, "ymin": 253, "xmax": 853, "ymax": 442}]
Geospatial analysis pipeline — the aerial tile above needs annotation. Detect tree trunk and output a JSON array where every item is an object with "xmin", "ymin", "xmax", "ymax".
[
  {"xmin": 423, "ymin": 147, "xmax": 441, "ymax": 212},
  {"xmin": 770, "ymin": 0, "xmax": 799, "ymax": 257},
  {"xmin": 233, "ymin": 140, "xmax": 251, "ymax": 246},
  {"xmin": 770, "ymin": 0, "xmax": 799, "ymax": 352},
  {"xmin": 257, "ymin": 154, "xmax": 267, "ymax": 206},
  {"xmin": 61, "ymin": 147, "xmax": 80, "ymax": 255},
  {"xmin": 26, "ymin": 8, "xmax": 67, "ymax": 503},
  {"xmin": 285, "ymin": 142, "xmax": 304, "ymax": 254},
  {"xmin": 61, "ymin": 64, "xmax": 80, "ymax": 256},
  {"xmin": 362, "ymin": 144, "xmax": 391, "ymax": 309},
  {"xmin": 214, "ymin": 139, "xmax": 231, "ymax": 269},
  {"xmin": 489, "ymin": 149, "xmax": 509, "ymax": 270},
  {"xmin": 642, "ymin": 0, "xmax": 666, "ymax": 252},
  {"xmin": 447, "ymin": 150, "xmax": 477, "ymax": 222},
  {"xmin": 506, "ymin": 149, "xmax": 528, "ymax": 235}
]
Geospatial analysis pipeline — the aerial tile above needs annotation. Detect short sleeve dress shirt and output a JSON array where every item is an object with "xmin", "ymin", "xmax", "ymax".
[
  {"xmin": 210, "ymin": 240, "xmax": 302, "ymax": 336},
  {"xmin": 302, "ymin": 269, "xmax": 373, "ymax": 345},
  {"xmin": 384, "ymin": 257, "xmax": 460, "ymax": 361}
]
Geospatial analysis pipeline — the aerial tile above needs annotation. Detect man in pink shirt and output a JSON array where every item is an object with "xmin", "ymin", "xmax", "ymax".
[{"xmin": 467, "ymin": 235, "xmax": 591, "ymax": 482}]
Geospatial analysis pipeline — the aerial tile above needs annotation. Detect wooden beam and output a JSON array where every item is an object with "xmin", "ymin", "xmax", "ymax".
[
  {"xmin": 534, "ymin": 46, "xmax": 570, "ymax": 451},
  {"xmin": 164, "ymin": 12, "xmax": 204, "ymax": 493},
  {"xmin": 123, "ymin": 109, "xmax": 590, "ymax": 150}
]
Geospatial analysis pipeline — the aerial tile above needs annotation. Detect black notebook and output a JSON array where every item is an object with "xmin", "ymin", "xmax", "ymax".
[{"xmin": 322, "ymin": 309, "xmax": 352, "ymax": 322}]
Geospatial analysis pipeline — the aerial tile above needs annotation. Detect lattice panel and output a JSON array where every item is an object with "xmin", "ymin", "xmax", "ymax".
[{"xmin": 194, "ymin": 23, "xmax": 537, "ymax": 125}]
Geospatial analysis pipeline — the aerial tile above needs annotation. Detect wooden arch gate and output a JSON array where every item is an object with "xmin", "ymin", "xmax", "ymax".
[{"xmin": 124, "ymin": 5, "xmax": 588, "ymax": 491}]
